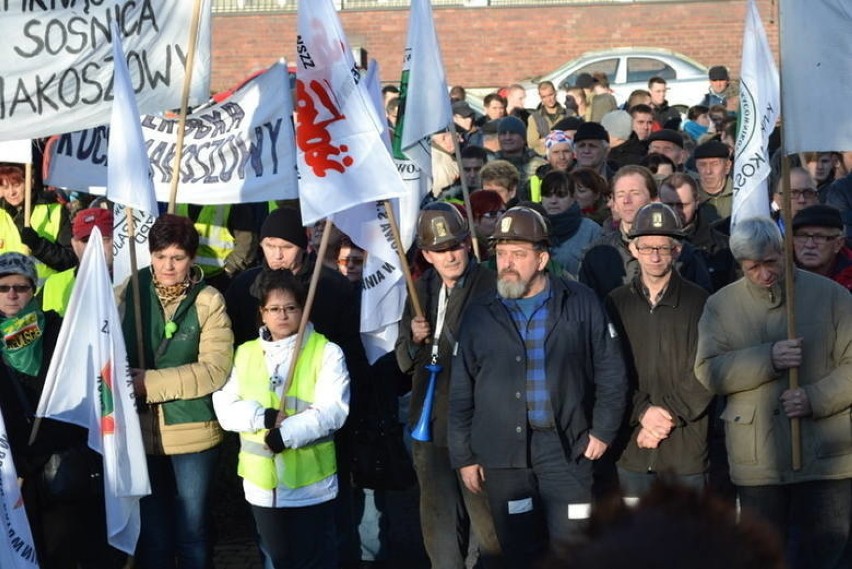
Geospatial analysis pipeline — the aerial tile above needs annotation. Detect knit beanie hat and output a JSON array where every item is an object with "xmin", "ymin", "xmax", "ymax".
[
  {"xmin": 545, "ymin": 130, "xmax": 573, "ymax": 153},
  {"xmin": 260, "ymin": 207, "xmax": 308, "ymax": 249},
  {"xmin": 600, "ymin": 110, "xmax": 633, "ymax": 141},
  {"xmin": 498, "ymin": 116, "xmax": 527, "ymax": 138},
  {"xmin": 73, "ymin": 207, "xmax": 114, "ymax": 240},
  {"xmin": 0, "ymin": 252, "xmax": 37, "ymax": 286}
]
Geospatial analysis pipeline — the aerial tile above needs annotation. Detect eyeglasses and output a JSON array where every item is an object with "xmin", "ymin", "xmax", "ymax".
[
  {"xmin": 480, "ymin": 210, "xmax": 505, "ymax": 219},
  {"xmin": 261, "ymin": 305, "xmax": 301, "ymax": 316},
  {"xmin": 787, "ymin": 188, "xmax": 818, "ymax": 199},
  {"xmin": 793, "ymin": 233, "xmax": 841, "ymax": 245},
  {"xmin": 635, "ymin": 245, "xmax": 676, "ymax": 256},
  {"xmin": 337, "ymin": 257, "xmax": 364, "ymax": 267},
  {"xmin": 0, "ymin": 284, "xmax": 32, "ymax": 293}
]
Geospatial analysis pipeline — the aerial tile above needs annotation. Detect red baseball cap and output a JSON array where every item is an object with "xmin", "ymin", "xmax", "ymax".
[{"xmin": 72, "ymin": 208, "xmax": 113, "ymax": 240}]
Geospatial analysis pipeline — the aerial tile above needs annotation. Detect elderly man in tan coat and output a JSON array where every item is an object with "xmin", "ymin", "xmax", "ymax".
[{"xmin": 695, "ymin": 216, "xmax": 852, "ymax": 569}]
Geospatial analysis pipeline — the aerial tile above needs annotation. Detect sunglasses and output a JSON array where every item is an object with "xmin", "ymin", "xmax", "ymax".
[{"xmin": 0, "ymin": 284, "xmax": 32, "ymax": 293}]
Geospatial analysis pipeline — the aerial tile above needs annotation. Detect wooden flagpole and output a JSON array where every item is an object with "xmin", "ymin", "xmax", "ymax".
[
  {"xmin": 776, "ymin": 0, "xmax": 801, "ymax": 472},
  {"xmin": 23, "ymin": 162, "xmax": 32, "ymax": 229},
  {"xmin": 382, "ymin": 200, "xmax": 424, "ymax": 320},
  {"xmin": 446, "ymin": 120, "xmax": 481, "ymax": 262},
  {"xmin": 167, "ymin": 0, "xmax": 204, "ymax": 214},
  {"xmin": 278, "ymin": 218, "xmax": 335, "ymax": 415},
  {"xmin": 126, "ymin": 207, "xmax": 147, "ymax": 371}
]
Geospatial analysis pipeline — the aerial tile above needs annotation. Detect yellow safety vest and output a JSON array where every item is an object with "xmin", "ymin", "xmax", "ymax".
[
  {"xmin": 176, "ymin": 204, "xmax": 234, "ymax": 278},
  {"xmin": 234, "ymin": 332, "xmax": 337, "ymax": 490},
  {"xmin": 40, "ymin": 267, "xmax": 75, "ymax": 316},
  {"xmin": 0, "ymin": 203, "xmax": 64, "ymax": 286},
  {"xmin": 529, "ymin": 175, "xmax": 543, "ymax": 203}
]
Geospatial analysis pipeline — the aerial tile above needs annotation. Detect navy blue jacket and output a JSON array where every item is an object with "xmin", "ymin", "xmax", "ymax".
[{"xmin": 448, "ymin": 274, "xmax": 628, "ymax": 469}]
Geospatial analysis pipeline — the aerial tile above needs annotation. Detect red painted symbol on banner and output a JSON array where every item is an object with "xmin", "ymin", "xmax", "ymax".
[{"xmin": 296, "ymin": 78, "xmax": 354, "ymax": 177}]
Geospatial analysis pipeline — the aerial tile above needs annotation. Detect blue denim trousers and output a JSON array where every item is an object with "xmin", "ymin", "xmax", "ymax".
[
  {"xmin": 135, "ymin": 446, "xmax": 220, "ymax": 569},
  {"xmin": 738, "ymin": 479, "xmax": 852, "ymax": 569}
]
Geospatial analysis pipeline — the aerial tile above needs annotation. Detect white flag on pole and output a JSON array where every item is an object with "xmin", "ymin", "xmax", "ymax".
[
  {"xmin": 295, "ymin": 0, "xmax": 406, "ymax": 225},
  {"xmin": 398, "ymin": 0, "xmax": 453, "ymax": 175},
  {"xmin": 107, "ymin": 21, "xmax": 159, "ymax": 216},
  {"xmin": 0, "ymin": 140, "xmax": 32, "ymax": 165},
  {"xmin": 732, "ymin": 0, "xmax": 779, "ymax": 228},
  {"xmin": 0, "ymin": 407, "xmax": 39, "ymax": 568},
  {"xmin": 780, "ymin": 0, "xmax": 852, "ymax": 153},
  {"xmin": 36, "ymin": 227, "xmax": 150, "ymax": 554}
]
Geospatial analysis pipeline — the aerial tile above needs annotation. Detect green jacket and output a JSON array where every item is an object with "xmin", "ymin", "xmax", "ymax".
[{"xmin": 122, "ymin": 268, "xmax": 234, "ymax": 454}]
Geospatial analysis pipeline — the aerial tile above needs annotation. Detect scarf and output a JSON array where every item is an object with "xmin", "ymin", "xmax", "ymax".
[
  {"xmin": 152, "ymin": 274, "xmax": 191, "ymax": 305},
  {"xmin": 0, "ymin": 300, "xmax": 45, "ymax": 376},
  {"xmin": 547, "ymin": 202, "xmax": 583, "ymax": 247}
]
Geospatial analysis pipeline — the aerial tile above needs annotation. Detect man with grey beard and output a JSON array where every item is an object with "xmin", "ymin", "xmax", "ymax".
[{"xmin": 449, "ymin": 206, "xmax": 627, "ymax": 568}]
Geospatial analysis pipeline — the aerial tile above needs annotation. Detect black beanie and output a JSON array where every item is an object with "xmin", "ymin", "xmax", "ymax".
[
  {"xmin": 792, "ymin": 204, "xmax": 843, "ymax": 232},
  {"xmin": 260, "ymin": 207, "xmax": 308, "ymax": 249}
]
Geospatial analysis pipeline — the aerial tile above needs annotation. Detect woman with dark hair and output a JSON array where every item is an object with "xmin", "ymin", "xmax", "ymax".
[
  {"xmin": 0, "ymin": 251, "xmax": 123, "ymax": 568},
  {"xmin": 570, "ymin": 167, "xmax": 610, "ymax": 226},
  {"xmin": 540, "ymin": 171, "xmax": 602, "ymax": 276},
  {"xmin": 120, "ymin": 213, "xmax": 233, "ymax": 569},
  {"xmin": 213, "ymin": 269, "xmax": 349, "ymax": 569}
]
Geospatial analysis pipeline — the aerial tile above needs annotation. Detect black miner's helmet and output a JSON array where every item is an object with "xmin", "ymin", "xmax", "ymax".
[{"xmin": 416, "ymin": 202, "xmax": 469, "ymax": 252}]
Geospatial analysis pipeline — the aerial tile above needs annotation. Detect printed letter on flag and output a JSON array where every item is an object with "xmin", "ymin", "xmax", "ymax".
[
  {"xmin": 46, "ymin": 63, "xmax": 298, "ymax": 206},
  {"xmin": 295, "ymin": 0, "xmax": 406, "ymax": 225},
  {"xmin": 0, "ymin": 1, "xmax": 212, "ymax": 141},
  {"xmin": 0, "ymin": 408, "xmax": 39, "ymax": 568},
  {"xmin": 780, "ymin": 0, "xmax": 852, "ymax": 153},
  {"xmin": 732, "ymin": 0, "xmax": 779, "ymax": 228},
  {"xmin": 36, "ymin": 227, "xmax": 150, "ymax": 554}
]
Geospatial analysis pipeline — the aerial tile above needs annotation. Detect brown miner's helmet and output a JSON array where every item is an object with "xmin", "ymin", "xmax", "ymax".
[
  {"xmin": 628, "ymin": 202, "xmax": 685, "ymax": 239},
  {"xmin": 416, "ymin": 202, "xmax": 470, "ymax": 252},
  {"xmin": 490, "ymin": 206, "xmax": 550, "ymax": 245}
]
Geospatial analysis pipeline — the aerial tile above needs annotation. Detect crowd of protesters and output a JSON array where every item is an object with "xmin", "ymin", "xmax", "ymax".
[{"xmin": 0, "ymin": 62, "xmax": 851, "ymax": 569}]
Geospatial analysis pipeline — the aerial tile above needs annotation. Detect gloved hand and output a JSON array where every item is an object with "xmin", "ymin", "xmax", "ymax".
[
  {"xmin": 19, "ymin": 227, "xmax": 42, "ymax": 250},
  {"xmin": 263, "ymin": 408, "xmax": 280, "ymax": 429},
  {"xmin": 264, "ymin": 428, "xmax": 286, "ymax": 454}
]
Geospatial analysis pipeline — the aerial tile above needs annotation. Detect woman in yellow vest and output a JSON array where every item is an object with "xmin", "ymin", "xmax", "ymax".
[
  {"xmin": 213, "ymin": 269, "xmax": 350, "ymax": 569},
  {"xmin": 0, "ymin": 164, "xmax": 75, "ymax": 285}
]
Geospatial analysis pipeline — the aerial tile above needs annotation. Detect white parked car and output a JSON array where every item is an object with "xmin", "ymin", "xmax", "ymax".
[{"xmin": 517, "ymin": 48, "xmax": 709, "ymax": 111}]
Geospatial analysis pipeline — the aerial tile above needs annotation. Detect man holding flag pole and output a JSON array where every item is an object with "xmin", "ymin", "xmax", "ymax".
[{"xmin": 696, "ymin": 3, "xmax": 852, "ymax": 568}]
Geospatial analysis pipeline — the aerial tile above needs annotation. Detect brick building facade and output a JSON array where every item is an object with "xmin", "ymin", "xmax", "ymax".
[{"xmin": 211, "ymin": 0, "xmax": 778, "ymax": 92}]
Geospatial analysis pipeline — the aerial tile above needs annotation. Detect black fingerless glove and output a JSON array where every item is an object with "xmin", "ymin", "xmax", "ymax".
[
  {"xmin": 264, "ymin": 428, "xmax": 286, "ymax": 454},
  {"xmin": 263, "ymin": 408, "xmax": 279, "ymax": 429}
]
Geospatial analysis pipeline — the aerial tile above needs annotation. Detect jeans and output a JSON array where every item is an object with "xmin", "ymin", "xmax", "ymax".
[
  {"xmin": 412, "ymin": 441, "xmax": 502, "ymax": 569},
  {"xmin": 135, "ymin": 446, "xmax": 220, "ymax": 569},
  {"xmin": 617, "ymin": 466, "xmax": 706, "ymax": 498},
  {"xmin": 484, "ymin": 429, "xmax": 592, "ymax": 568},
  {"xmin": 253, "ymin": 501, "xmax": 337, "ymax": 569},
  {"xmin": 738, "ymin": 480, "xmax": 852, "ymax": 569}
]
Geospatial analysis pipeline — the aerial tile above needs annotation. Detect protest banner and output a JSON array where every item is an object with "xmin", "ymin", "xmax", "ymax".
[
  {"xmin": 45, "ymin": 62, "xmax": 298, "ymax": 205},
  {"xmin": 0, "ymin": 0, "xmax": 212, "ymax": 141},
  {"xmin": 0, "ymin": 406, "xmax": 39, "ymax": 568},
  {"xmin": 0, "ymin": 140, "xmax": 32, "ymax": 164}
]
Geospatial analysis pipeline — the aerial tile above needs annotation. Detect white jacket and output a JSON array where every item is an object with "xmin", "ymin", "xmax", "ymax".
[{"xmin": 213, "ymin": 324, "xmax": 350, "ymax": 507}]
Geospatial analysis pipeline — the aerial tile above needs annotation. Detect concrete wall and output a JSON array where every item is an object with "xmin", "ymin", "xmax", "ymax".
[{"xmin": 211, "ymin": 0, "xmax": 778, "ymax": 92}]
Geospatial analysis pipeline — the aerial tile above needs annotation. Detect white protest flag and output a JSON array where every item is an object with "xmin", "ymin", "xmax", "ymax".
[
  {"xmin": 780, "ymin": 0, "xmax": 852, "ymax": 153},
  {"xmin": 333, "ymin": 60, "xmax": 405, "ymax": 362},
  {"xmin": 397, "ymin": 0, "xmax": 453, "ymax": 175},
  {"xmin": 108, "ymin": 21, "xmax": 158, "ymax": 216},
  {"xmin": 0, "ymin": 407, "xmax": 39, "ymax": 568},
  {"xmin": 36, "ymin": 227, "xmax": 150, "ymax": 554},
  {"xmin": 364, "ymin": 60, "xmax": 392, "ymax": 153},
  {"xmin": 731, "ymin": 0, "xmax": 779, "ymax": 228},
  {"xmin": 46, "ymin": 63, "xmax": 298, "ymax": 206},
  {"xmin": 295, "ymin": 0, "xmax": 406, "ymax": 225},
  {"xmin": 0, "ymin": 140, "xmax": 32, "ymax": 164},
  {"xmin": 0, "ymin": 1, "xmax": 211, "ymax": 141},
  {"xmin": 392, "ymin": 0, "xmax": 454, "ymax": 251},
  {"xmin": 112, "ymin": 206, "xmax": 154, "ymax": 289}
]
